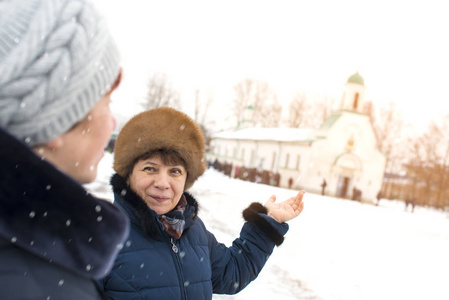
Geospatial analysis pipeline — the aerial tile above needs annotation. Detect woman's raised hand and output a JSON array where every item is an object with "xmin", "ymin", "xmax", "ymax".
[{"xmin": 265, "ymin": 190, "xmax": 305, "ymax": 223}]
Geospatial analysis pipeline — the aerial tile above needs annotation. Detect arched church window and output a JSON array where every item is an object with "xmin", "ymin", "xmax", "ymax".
[
  {"xmin": 353, "ymin": 93, "xmax": 359, "ymax": 109},
  {"xmin": 250, "ymin": 149, "xmax": 255, "ymax": 166},
  {"xmin": 285, "ymin": 153, "xmax": 290, "ymax": 168}
]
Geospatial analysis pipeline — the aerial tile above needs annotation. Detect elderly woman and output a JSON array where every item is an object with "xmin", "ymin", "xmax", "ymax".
[{"xmin": 100, "ymin": 107, "xmax": 305, "ymax": 299}]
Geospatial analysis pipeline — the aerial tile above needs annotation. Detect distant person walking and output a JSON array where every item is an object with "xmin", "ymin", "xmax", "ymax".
[
  {"xmin": 376, "ymin": 190, "xmax": 382, "ymax": 206},
  {"xmin": 321, "ymin": 179, "xmax": 327, "ymax": 195},
  {"xmin": 288, "ymin": 177, "xmax": 294, "ymax": 189}
]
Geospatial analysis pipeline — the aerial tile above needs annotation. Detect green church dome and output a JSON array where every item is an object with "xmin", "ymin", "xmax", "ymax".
[{"xmin": 347, "ymin": 72, "xmax": 364, "ymax": 86}]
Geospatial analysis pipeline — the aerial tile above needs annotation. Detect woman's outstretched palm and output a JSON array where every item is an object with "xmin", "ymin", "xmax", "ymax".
[{"xmin": 265, "ymin": 190, "xmax": 305, "ymax": 223}]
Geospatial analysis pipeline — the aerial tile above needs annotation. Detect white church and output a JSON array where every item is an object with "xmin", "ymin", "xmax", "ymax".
[{"xmin": 207, "ymin": 73, "xmax": 386, "ymax": 203}]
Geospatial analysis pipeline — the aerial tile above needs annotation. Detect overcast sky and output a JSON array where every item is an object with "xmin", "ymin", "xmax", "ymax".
[{"xmin": 96, "ymin": 0, "xmax": 449, "ymax": 133}]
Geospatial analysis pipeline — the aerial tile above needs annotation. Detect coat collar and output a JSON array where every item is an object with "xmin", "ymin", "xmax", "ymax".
[
  {"xmin": 110, "ymin": 173, "xmax": 199, "ymax": 240},
  {"xmin": 0, "ymin": 128, "xmax": 129, "ymax": 279}
]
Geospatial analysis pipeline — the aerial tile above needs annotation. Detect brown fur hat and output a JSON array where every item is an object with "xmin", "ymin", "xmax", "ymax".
[{"xmin": 113, "ymin": 107, "xmax": 206, "ymax": 190}]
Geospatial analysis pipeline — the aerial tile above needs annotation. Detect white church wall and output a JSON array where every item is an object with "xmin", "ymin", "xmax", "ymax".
[
  {"xmin": 276, "ymin": 142, "xmax": 312, "ymax": 188},
  {"xmin": 302, "ymin": 138, "xmax": 337, "ymax": 194},
  {"xmin": 252, "ymin": 141, "xmax": 280, "ymax": 171}
]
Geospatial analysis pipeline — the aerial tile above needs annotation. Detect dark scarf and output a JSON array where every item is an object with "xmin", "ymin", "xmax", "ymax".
[
  {"xmin": 110, "ymin": 173, "xmax": 199, "ymax": 240},
  {"xmin": 159, "ymin": 195, "xmax": 187, "ymax": 239},
  {"xmin": 0, "ymin": 128, "xmax": 130, "ymax": 279}
]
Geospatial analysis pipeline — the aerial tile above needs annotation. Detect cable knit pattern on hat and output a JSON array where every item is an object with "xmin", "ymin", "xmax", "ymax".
[{"xmin": 0, "ymin": 0, "xmax": 121, "ymax": 146}]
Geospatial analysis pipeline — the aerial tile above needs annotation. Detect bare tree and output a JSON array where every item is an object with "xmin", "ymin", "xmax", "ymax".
[
  {"xmin": 260, "ymin": 99, "xmax": 282, "ymax": 127},
  {"xmin": 406, "ymin": 131, "xmax": 435, "ymax": 205},
  {"xmin": 144, "ymin": 72, "xmax": 180, "ymax": 110},
  {"xmin": 313, "ymin": 94, "xmax": 336, "ymax": 128},
  {"xmin": 233, "ymin": 79, "xmax": 254, "ymax": 127},
  {"xmin": 194, "ymin": 89, "xmax": 212, "ymax": 126},
  {"xmin": 368, "ymin": 101, "xmax": 406, "ymax": 197},
  {"xmin": 232, "ymin": 79, "xmax": 280, "ymax": 127},
  {"xmin": 288, "ymin": 92, "xmax": 336, "ymax": 129},
  {"xmin": 406, "ymin": 115, "xmax": 449, "ymax": 208},
  {"xmin": 193, "ymin": 89, "xmax": 214, "ymax": 151},
  {"xmin": 433, "ymin": 116, "xmax": 449, "ymax": 208},
  {"xmin": 288, "ymin": 92, "xmax": 308, "ymax": 128}
]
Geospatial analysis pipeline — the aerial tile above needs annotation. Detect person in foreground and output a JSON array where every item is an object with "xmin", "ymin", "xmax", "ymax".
[
  {"xmin": 99, "ymin": 107, "xmax": 305, "ymax": 299},
  {"xmin": 0, "ymin": 0, "xmax": 129, "ymax": 299}
]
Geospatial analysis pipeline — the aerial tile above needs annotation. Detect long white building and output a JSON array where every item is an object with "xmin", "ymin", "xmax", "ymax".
[{"xmin": 207, "ymin": 73, "xmax": 386, "ymax": 203}]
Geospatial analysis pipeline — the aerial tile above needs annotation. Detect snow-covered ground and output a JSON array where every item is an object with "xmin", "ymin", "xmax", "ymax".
[{"xmin": 85, "ymin": 153, "xmax": 449, "ymax": 300}]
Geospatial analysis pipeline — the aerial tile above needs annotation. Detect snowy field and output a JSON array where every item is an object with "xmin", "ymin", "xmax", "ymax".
[{"xmin": 85, "ymin": 153, "xmax": 449, "ymax": 300}]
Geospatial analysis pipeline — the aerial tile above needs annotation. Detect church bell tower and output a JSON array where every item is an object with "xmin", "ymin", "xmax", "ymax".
[{"xmin": 340, "ymin": 72, "xmax": 366, "ymax": 113}]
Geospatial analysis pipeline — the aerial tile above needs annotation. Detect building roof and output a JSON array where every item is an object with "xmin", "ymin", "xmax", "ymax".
[
  {"xmin": 212, "ymin": 127, "xmax": 317, "ymax": 143},
  {"xmin": 347, "ymin": 72, "xmax": 365, "ymax": 86},
  {"xmin": 320, "ymin": 113, "xmax": 341, "ymax": 129}
]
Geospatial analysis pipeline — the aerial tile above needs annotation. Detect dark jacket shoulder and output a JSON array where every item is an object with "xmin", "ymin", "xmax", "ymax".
[{"xmin": 0, "ymin": 128, "xmax": 130, "ymax": 299}]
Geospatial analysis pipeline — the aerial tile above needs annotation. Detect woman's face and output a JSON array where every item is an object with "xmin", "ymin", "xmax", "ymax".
[{"xmin": 128, "ymin": 155, "xmax": 187, "ymax": 215}]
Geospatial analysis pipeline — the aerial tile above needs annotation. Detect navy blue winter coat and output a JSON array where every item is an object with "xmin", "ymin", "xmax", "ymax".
[
  {"xmin": 99, "ymin": 173, "xmax": 289, "ymax": 300},
  {"xmin": 0, "ymin": 128, "xmax": 130, "ymax": 300}
]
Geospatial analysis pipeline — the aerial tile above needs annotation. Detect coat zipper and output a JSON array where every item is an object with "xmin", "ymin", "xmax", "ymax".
[
  {"xmin": 170, "ymin": 237, "xmax": 179, "ymax": 253},
  {"xmin": 169, "ymin": 237, "xmax": 188, "ymax": 299}
]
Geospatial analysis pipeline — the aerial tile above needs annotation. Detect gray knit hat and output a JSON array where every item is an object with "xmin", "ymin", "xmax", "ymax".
[{"xmin": 0, "ymin": 0, "xmax": 121, "ymax": 146}]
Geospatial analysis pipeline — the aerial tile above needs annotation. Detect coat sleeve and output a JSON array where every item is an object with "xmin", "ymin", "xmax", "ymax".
[{"xmin": 207, "ymin": 203, "xmax": 289, "ymax": 295}]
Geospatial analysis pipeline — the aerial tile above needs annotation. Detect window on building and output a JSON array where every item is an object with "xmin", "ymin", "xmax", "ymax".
[
  {"xmin": 285, "ymin": 153, "xmax": 290, "ymax": 168},
  {"xmin": 296, "ymin": 155, "xmax": 301, "ymax": 170},
  {"xmin": 353, "ymin": 93, "xmax": 359, "ymax": 109},
  {"xmin": 233, "ymin": 147, "xmax": 237, "ymax": 158},
  {"xmin": 241, "ymin": 148, "xmax": 245, "ymax": 160},
  {"xmin": 271, "ymin": 152, "xmax": 276, "ymax": 170},
  {"xmin": 250, "ymin": 149, "xmax": 255, "ymax": 166}
]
